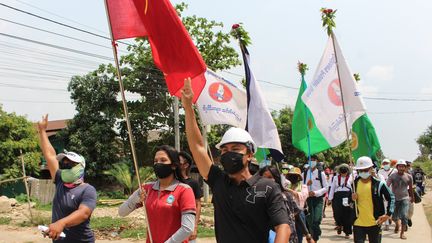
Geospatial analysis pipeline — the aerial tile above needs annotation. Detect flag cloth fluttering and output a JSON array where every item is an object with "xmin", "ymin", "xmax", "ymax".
[
  {"xmin": 239, "ymin": 45, "xmax": 284, "ymax": 162},
  {"xmin": 106, "ymin": 0, "xmax": 206, "ymax": 102},
  {"xmin": 302, "ymin": 35, "xmax": 366, "ymax": 147},
  {"xmin": 292, "ymin": 75, "xmax": 331, "ymax": 155},
  {"xmin": 351, "ymin": 114, "xmax": 381, "ymax": 161},
  {"xmin": 196, "ymin": 70, "xmax": 247, "ymax": 128}
]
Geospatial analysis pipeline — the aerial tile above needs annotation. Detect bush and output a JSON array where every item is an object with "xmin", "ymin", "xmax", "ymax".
[{"xmin": 413, "ymin": 157, "xmax": 432, "ymax": 177}]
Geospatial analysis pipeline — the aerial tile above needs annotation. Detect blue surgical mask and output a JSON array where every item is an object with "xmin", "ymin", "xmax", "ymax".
[
  {"xmin": 310, "ymin": 161, "xmax": 317, "ymax": 168},
  {"xmin": 359, "ymin": 171, "xmax": 370, "ymax": 179},
  {"xmin": 383, "ymin": 164, "xmax": 390, "ymax": 171}
]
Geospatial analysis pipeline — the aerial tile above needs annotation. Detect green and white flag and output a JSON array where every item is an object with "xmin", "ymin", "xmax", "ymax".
[
  {"xmin": 351, "ymin": 114, "xmax": 381, "ymax": 161},
  {"xmin": 292, "ymin": 76, "xmax": 331, "ymax": 155}
]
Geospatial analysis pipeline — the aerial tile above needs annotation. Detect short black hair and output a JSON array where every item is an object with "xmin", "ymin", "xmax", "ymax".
[
  {"xmin": 179, "ymin": 151, "xmax": 194, "ymax": 166},
  {"xmin": 311, "ymin": 155, "xmax": 319, "ymax": 161}
]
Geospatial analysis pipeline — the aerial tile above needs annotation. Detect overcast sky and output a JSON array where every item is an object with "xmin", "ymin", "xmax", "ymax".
[{"xmin": 0, "ymin": 0, "xmax": 431, "ymax": 160}]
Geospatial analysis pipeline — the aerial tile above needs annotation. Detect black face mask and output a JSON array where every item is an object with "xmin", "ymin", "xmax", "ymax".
[
  {"xmin": 248, "ymin": 163, "xmax": 259, "ymax": 175},
  {"xmin": 220, "ymin": 151, "xmax": 246, "ymax": 174},
  {"xmin": 339, "ymin": 168, "xmax": 348, "ymax": 174},
  {"xmin": 287, "ymin": 175, "xmax": 299, "ymax": 184},
  {"xmin": 153, "ymin": 163, "xmax": 174, "ymax": 179}
]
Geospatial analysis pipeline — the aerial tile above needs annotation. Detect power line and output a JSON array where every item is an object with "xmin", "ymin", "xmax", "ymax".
[
  {"xmin": 0, "ymin": 2, "xmax": 132, "ymax": 47},
  {"xmin": 364, "ymin": 97, "xmax": 432, "ymax": 102},
  {"xmin": 369, "ymin": 109, "xmax": 432, "ymax": 114},
  {"xmin": 0, "ymin": 17, "xmax": 127, "ymax": 53},
  {"xmin": 0, "ymin": 98, "xmax": 71, "ymax": 104},
  {"xmin": 221, "ymin": 70, "xmax": 299, "ymax": 90},
  {"xmin": 0, "ymin": 32, "xmax": 114, "ymax": 61},
  {"xmin": 13, "ymin": 0, "xmax": 108, "ymax": 35},
  {"xmin": 0, "ymin": 82, "xmax": 68, "ymax": 92}
]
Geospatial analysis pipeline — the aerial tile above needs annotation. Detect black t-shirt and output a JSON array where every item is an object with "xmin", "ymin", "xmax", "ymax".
[
  {"xmin": 52, "ymin": 170, "xmax": 97, "ymax": 243},
  {"xmin": 183, "ymin": 177, "xmax": 203, "ymax": 199},
  {"xmin": 206, "ymin": 165, "xmax": 290, "ymax": 243}
]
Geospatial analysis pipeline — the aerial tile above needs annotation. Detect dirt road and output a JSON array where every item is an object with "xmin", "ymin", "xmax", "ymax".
[{"xmin": 0, "ymin": 201, "xmax": 430, "ymax": 243}]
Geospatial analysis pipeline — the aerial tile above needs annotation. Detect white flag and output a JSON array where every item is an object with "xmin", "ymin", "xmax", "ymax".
[
  {"xmin": 196, "ymin": 69, "xmax": 247, "ymax": 128},
  {"xmin": 241, "ymin": 46, "xmax": 284, "ymax": 160},
  {"xmin": 302, "ymin": 35, "xmax": 366, "ymax": 147}
]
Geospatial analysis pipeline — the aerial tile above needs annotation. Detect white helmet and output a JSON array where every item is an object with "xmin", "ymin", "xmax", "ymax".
[
  {"xmin": 215, "ymin": 127, "xmax": 256, "ymax": 153},
  {"xmin": 354, "ymin": 156, "xmax": 374, "ymax": 170},
  {"xmin": 382, "ymin": 158, "xmax": 391, "ymax": 164},
  {"xmin": 396, "ymin": 159, "xmax": 407, "ymax": 166}
]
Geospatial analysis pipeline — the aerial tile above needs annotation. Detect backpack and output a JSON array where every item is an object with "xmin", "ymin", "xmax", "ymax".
[{"xmin": 303, "ymin": 168, "xmax": 324, "ymax": 188}]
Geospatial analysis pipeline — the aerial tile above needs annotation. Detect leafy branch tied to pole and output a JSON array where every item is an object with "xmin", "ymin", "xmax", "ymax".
[{"xmin": 321, "ymin": 8, "xmax": 337, "ymax": 36}]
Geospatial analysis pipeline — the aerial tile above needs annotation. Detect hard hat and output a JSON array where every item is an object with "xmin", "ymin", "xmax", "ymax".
[
  {"xmin": 396, "ymin": 159, "xmax": 407, "ymax": 166},
  {"xmin": 354, "ymin": 156, "xmax": 374, "ymax": 170},
  {"xmin": 215, "ymin": 127, "xmax": 256, "ymax": 153},
  {"xmin": 382, "ymin": 158, "xmax": 391, "ymax": 164}
]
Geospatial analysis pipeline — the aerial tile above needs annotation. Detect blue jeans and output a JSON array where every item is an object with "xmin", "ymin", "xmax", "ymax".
[{"xmin": 393, "ymin": 199, "xmax": 409, "ymax": 225}]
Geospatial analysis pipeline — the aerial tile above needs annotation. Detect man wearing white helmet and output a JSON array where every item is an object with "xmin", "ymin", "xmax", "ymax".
[
  {"xmin": 352, "ymin": 156, "xmax": 394, "ymax": 243},
  {"xmin": 181, "ymin": 78, "xmax": 291, "ymax": 243},
  {"xmin": 386, "ymin": 159, "xmax": 414, "ymax": 240}
]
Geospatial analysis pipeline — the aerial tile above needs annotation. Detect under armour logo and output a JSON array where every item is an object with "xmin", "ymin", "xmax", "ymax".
[{"xmin": 245, "ymin": 185, "xmax": 271, "ymax": 204}]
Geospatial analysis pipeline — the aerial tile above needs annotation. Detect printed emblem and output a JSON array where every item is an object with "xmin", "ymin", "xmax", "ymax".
[
  {"xmin": 328, "ymin": 79, "xmax": 342, "ymax": 106},
  {"xmin": 208, "ymin": 82, "xmax": 232, "ymax": 103},
  {"xmin": 245, "ymin": 185, "xmax": 271, "ymax": 204},
  {"xmin": 166, "ymin": 194, "xmax": 175, "ymax": 205},
  {"xmin": 71, "ymin": 194, "xmax": 75, "ymax": 200},
  {"xmin": 351, "ymin": 131, "xmax": 359, "ymax": 150}
]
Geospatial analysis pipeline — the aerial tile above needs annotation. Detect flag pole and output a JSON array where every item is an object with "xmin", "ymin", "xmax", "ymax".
[
  {"xmin": 103, "ymin": 2, "xmax": 153, "ymax": 242},
  {"xmin": 298, "ymin": 67, "xmax": 313, "ymax": 190},
  {"xmin": 330, "ymin": 31, "xmax": 358, "ymax": 216}
]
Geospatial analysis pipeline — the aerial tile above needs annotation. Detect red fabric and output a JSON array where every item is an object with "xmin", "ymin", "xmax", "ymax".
[
  {"xmin": 143, "ymin": 182, "xmax": 196, "ymax": 243},
  {"xmin": 106, "ymin": 0, "xmax": 206, "ymax": 102}
]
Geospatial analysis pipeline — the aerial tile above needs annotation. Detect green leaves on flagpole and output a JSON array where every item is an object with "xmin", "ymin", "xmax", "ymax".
[
  {"xmin": 297, "ymin": 62, "xmax": 309, "ymax": 76},
  {"xmin": 230, "ymin": 23, "xmax": 252, "ymax": 48},
  {"xmin": 320, "ymin": 8, "xmax": 337, "ymax": 36}
]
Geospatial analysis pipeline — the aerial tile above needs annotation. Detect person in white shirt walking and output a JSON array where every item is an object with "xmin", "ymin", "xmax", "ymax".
[
  {"xmin": 328, "ymin": 164, "xmax": 353, "ymax": 239},
  {"xmin": 303, "ymin": 155, "xmax": 328, "ymax": 242}
]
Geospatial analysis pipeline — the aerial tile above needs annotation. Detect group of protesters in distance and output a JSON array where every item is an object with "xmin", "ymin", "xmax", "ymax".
[{"xmin": 35, "ymin": 78, "xmax": 426, "ymax": 243}]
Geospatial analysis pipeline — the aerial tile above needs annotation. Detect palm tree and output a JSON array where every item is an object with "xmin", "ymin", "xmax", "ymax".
[{"xmin": 103, "ymin": 162, "xmax": 155, "ymax": 195}]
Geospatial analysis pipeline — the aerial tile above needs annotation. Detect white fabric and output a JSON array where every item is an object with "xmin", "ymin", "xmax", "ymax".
[
  {"xmin": 328, "ymin": 174, "xmax": 353, "ymax": 201},
  {"xmin": 303, "ymin": 169, "xmax": 329, "ymax": 197},
  {"xmin": 196, "ymin": 69, "xmax": 247, "ymax": 128},
  {"xmin": 302, "ymin": 35, "xmax": 366, "ymax": 147},
  {"xmin": 244, "ymin": 53, "xmax": 283, "ymax": 154}
]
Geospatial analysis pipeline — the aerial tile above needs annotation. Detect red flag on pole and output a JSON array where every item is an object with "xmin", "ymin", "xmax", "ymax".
[{"xmin": 106, "ymin": 0, "xmax": 206, "ymax": 102}]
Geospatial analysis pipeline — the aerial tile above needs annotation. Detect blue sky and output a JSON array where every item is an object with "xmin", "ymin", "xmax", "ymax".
[{"xmin": 0, "ymin": 0, "xmax": 431, "ymax": 160}]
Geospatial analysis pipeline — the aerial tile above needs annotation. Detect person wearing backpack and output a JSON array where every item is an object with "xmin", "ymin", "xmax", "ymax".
[
  {"xmin": 328, "ymin": 164, "xmax": 353, "ymax": 239},
  {"xmin": 303, "ymin": 155, "xmax": 328, "ymax": 242},
  {"xmin": 352, "ymin": 156, "xmax": 395, "ymax": 243}
]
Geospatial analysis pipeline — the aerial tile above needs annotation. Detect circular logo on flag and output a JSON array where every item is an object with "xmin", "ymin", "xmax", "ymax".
[
  {"xmin": 307, "ymin": 117, "xmax": 314, "ymax": 131},
  {"xmin": 208, "ymin": 82, "xmax": 232, "ymax": 103},
  {"xmin": 328, "ymin": 79, "xmax": 343, "ymax": 106},
  {"xmin": 351, "ymin": 131, "xmax": 359, "ymax": 150}
]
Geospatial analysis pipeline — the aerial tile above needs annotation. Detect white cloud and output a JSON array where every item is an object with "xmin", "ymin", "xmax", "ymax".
[
  {"xmin": 358, "ymin": 83, "xmax": 379, "ymax": 95},
  {"xmin": 366, "ymin": 65, "xmax": 394, "ymax": 81}
]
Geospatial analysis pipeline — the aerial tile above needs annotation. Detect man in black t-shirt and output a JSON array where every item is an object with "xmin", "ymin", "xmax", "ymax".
[
  {"xmin": 181, "ymin": 78, "xmax": 291, "ymax": 243},
  {"xmin": 179, "ymin": 151, "xmax": 203, "ymax": 242}
]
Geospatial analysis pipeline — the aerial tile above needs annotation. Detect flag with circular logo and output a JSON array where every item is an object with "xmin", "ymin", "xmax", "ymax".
[{"xmin": 196, "ymin": 70, "xmax": 247, "ymax": 128}]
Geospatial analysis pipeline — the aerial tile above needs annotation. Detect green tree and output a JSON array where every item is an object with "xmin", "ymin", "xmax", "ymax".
[
  {"xmin": 417, "ymin": 124, "xmax": 432, "ymax": 158},
  {"xmin": 62, "ymin": 3, "xmax": 241, "ymax": 182},
  {"xmin": 0, "ymin": 106, "xmax": 41, "ymax": 179}
]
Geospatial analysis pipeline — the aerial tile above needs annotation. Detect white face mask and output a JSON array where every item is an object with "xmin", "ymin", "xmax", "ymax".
[
  {"xmin": 359, "ymin": 171, "xmax": 370, "ymax": 179},
  {"xmin": 383, "ymin": 164, "xmax": 390, "ymax": 171},
  {"xmin": 310, "ymin": 161, "xmax": 317, "ymax": 168}
]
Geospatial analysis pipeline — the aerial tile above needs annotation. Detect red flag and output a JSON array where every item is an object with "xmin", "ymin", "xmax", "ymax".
[{"xmin": 106, "ymin": 0, "xmax": 206, "ymax": 102}]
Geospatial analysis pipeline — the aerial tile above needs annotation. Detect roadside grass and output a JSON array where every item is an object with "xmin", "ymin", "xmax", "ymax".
[
  {"xmin": 423, "ymin": 179, "xmax": 432, "ymax": 227},
  {"xmin": 0, "ymin": 217, "xmax": 11, "ymax": 225}
]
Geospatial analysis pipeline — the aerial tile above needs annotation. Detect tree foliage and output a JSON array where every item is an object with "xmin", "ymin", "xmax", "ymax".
[
  {"xmin": 417, "ymin": 124, "xmax": 432, "ymax": 158},
  {"xmin": 62, "ymin": 3, "xmax": 241, "ymax": 182},
  {"xmin": 0, "ymin": 106, "xmax": 41, "ymax": 179}
]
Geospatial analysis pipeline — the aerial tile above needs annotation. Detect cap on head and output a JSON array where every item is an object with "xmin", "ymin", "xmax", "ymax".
[
  {"xmin": 354, "ymin": 156, "xmax": 373, "ymax": 170},
  {"xmin": 396, "ymin": 159, "xmax": 407, "ymax": 166},
  {"xmin": 215, "ymin": 127, "xmax": 256, "ymax": 153},
  {"xmin": 382, "ymin": 158, "xmax": 391, "ymax": 164},
  {"xmin": 56, "ymin": 151, "xmax": 86, "ymax": 168}
]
